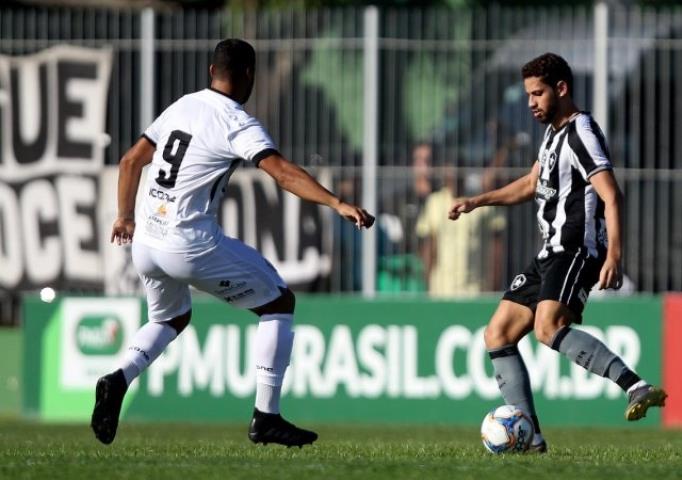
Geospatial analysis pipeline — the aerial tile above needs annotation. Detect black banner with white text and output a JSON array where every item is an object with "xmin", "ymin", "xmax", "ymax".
[
  {"xmin": 0, "ymin": 46, "xmax": 332, "ymax": 295},
  {"xmin": 0, "ymin": 46, "xmax": 112, "ymax": 291}
]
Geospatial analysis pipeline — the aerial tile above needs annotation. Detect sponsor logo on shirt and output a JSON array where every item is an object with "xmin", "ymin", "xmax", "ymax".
[
  {"xmin": 145, "ymin": 215, "xmax": 169, "ymax": 239},
  {"xmin": 149, "ymin": 187, "xmax": 176, "ymax": 203},
  {"xmin": 148, "ymin": 215, "xmax": 168, "ymax": 226},
  {"xmin": 536, "ymin": 180, "xmax": 557, "ymax": 199}
]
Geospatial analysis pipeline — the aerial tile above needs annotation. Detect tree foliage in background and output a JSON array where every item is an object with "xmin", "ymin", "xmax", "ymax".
[
  {"xmin": 300, "ymin": 33, "xmax": 364, "ymax": 150},
  {"xmin": 402, "ymin": 15, "xmax": 470, "ymax": 142},
  {"xmin": 299, "ymin": 11, "xmax": 471, "ymax": 150},
  {"xmin": 188, "ymin": 0, "xmax": 597, "ymax": 7},
  {"xmin": 12, "ymin": 1, "xmax": 677, "ymax": 13},
  {"xmin": 194, "ymin": 0, "xmax": 606, "ymax": 8}
]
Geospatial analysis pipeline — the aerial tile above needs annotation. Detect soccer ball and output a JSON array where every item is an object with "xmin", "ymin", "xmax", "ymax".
[{"xmin": 480, "ymin": 405, "xmax": 534, "ymax": 454}]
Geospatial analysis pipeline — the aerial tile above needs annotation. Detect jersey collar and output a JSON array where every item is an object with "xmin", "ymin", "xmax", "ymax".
[
  {"xmin": 551, "ymin": 111, "xmax": 583, "ymax": 132},
  {"xmin": 207, "ymin": 87, "xmax": 242, "ymax": 107}
]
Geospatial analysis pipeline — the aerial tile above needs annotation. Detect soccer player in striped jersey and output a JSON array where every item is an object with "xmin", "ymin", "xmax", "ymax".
[
  {"xmin": 91, "ymin": 39, "xmax": 374, "ymax": 447},
  {"xmin": 449, "ymin": 53, "xmax": 666, "ymax": 453}
]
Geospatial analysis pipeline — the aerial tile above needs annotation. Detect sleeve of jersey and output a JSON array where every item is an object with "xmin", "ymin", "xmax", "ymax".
[
  {"xmin": 567, "ymin": 117, "xmax": 613, "ymax": 181},
  {"xmin": 141, "ymin": 115, "xmax": 162, "ymax": 146},
  {"xmin": 229, "ymin": 118, "xmax": 279, "ymax": 167}
]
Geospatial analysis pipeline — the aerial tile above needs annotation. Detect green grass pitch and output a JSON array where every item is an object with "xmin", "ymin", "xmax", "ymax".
[{"xmin": 1, "ymin": 420, "xmax": 681, "ymax": 480}]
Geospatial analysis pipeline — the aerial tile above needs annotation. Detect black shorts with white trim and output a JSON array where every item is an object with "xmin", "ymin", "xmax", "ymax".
[{"xmin": 502, "ymin": 249, "xmax": 603, "ymax": 323}]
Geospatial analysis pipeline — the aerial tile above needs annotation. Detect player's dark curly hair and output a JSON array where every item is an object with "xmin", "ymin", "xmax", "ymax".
[
  {"xmin": 522, "ymin": 53, "xmax": 573, "ymax": 96},
  {"xmin": 212, "ymin": 39, "xmax": 255, "ymax": 78}
]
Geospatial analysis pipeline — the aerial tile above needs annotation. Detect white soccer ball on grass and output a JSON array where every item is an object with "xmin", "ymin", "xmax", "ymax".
[{"xmin": 480, "ymin": 404, "xmax": 534, "ymax": 454}]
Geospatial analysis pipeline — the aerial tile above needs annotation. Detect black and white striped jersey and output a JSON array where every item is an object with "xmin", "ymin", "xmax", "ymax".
[{"xmin": 534, "ymin": 112, "xmax": 612, "ymax": 259}]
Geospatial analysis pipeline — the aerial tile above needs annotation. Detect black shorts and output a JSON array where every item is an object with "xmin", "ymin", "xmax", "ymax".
[{"xmin": 502, "ymin": 249, "xmax": 603, "ymax": 323}]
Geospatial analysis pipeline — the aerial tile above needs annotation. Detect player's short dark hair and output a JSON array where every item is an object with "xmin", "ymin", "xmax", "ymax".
[
  {"xmin": 212, "ymin": 39, "xmax": 255, "ymax": 78},
  {"xmin": 522, "ymin": 52, "xmax": 573, "ymax": 96}
]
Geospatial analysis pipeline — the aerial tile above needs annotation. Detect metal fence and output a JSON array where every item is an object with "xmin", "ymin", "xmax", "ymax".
[{"xmin": 1, "ymin": 2, "xmax": 681, "ymax": 323}]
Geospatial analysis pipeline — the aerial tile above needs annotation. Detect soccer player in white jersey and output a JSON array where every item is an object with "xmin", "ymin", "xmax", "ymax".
[
  {"xmin": 91, "ymin": 39, "xmax": 374, "ymax": 447},
  {"xmin": 449, "ymin": 53, "xmax": 666, "ymax": 453}
]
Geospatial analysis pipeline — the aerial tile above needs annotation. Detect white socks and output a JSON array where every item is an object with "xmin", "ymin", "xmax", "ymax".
[
  {"xmin": 118, "ymin": 321, "xmax": 178, "ymax": 385},
  {"xmin": 254, "ymin": 314, "xmax": 294, "ymax": 414},
  {"xmin": 118, "ymin": 314, "xmax": 294, "ymax": 414},
  {"xmin": 256, "ymin": 384, "xmax": 283, "ymax": 414}
]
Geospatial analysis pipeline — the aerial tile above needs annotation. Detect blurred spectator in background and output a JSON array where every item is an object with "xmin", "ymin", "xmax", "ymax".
[
  {"xmin": 411, "ymin": 142, "xmax": 434, "ymax": 207},
  {"xmin": 416, "ymin": 167, "xmax": 505, "ymax": 297},
  {"xmin": 333, "ymin": 172, "xmax": 393, "ymax": 292},
  {"xmin": 481, "ymin": 120, "xmax": 532, "ymax": 192},
  {"xmin": 375, "ymin": 142, "xmax": 435, "ymax": 292},
  {"xmin": 333, "ymin": 174, "xmax": 363, "ymax": 291},
  {"xmin": 381, "ymin": 142, "xmax": 434, "ymax": 250}
]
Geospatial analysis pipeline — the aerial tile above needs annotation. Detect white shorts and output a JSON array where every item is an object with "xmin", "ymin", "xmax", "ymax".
[{"xmin": 132, "ymin": 236, "xmax": 287, "ymax": 322}]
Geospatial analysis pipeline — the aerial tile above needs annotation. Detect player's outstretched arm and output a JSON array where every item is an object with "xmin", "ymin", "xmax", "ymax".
[
  {"xmin": 449, "ymin": 162, "xmax": 539, "ymax": 220},
  {"xmin": 590, "ymin": 169, "xmax": 624, "ymax": 290},
  {"xmin": 111, "ymin": 137, "xmax": 156, "ymax": 245},
  {"xmin": 258, "ymin": 153, "xmax": 374, "ymax": 229}
]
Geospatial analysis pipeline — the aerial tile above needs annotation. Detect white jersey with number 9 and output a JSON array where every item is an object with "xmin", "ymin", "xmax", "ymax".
[{"xmin": 134, "ymin": 87, "xmax": 277, "ymax": 254}]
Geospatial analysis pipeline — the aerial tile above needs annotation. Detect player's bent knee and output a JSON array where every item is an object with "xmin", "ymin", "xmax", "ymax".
[
  {"xmin": 484, "ymin": 325, "xmax": 506, "ymax": 349},
  {"xmin": 534, "ymin": 302, "xmax": 574, "ymax": 346},
  {"xmin": 250, "ymin": 287, "xmax": 295, "ymax": 316},
  {"xmin": 533, "ymin": 317, "xmax": 559, "ymax": 346},
  {"xmin": 166, "ymin": 309, "xmax": 192, "ymax": 334}
]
